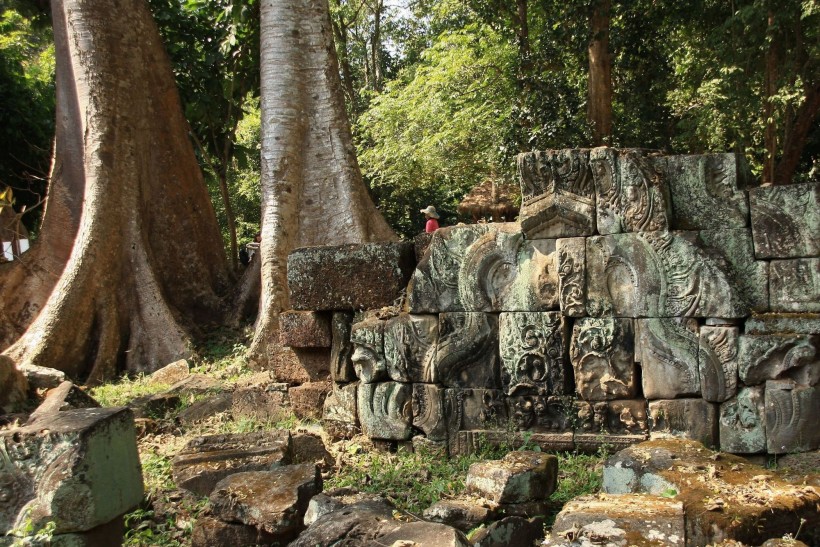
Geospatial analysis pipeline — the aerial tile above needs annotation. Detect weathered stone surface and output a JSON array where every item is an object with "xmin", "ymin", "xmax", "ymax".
[
  {"xmin": 517, "ymin": 149, "xmax": 597, "ymax": 238},
  {"xmin": 466, "ymin": 451, "xmax": 558, "ymax": 503},
  {"xmin": 303, "ymin": 493, "xmax": 343, "ymax": 526},
  {"xmin": 590, "ymin": 148, "xmax": 669, "ymax": 235},
  {"xmin": 292, "ymin": 433, "xmax": 332, "ymax": 470},
  {"xmin": 177, "ymin": 392, "xmax": 233, "ymax": 425},
  {"xmin": 546, "ymin": 493, "xmax": 685, "ymax": 547},
  {"xmin": 288, "ymin": 381, "xmax": 331, "ymax": 420},
  {"xmin": 770, "ymin": 258, "xmax": 820, "ymax": 313},
  {"xmin": 27, "ymin": 381, "xmax": 100, "ymax": 424},
  {"xmin": 665, "ymin": 153, "xmax": 749, "ymax": 231},
  {"xmin": 745, "ymin": 313, "xmax": 820, "ymax": 335},
  {"xmin": 330, "ymin": 312, "xmax": 355, "ymax": 383},
  {"xmin": 209, "ymin": 464, "xmax": 321, "ymax": 540},
  {"xmin": 765, "ymin": 381, "xmax": 820, "ymax": 453},
  {"xmin": 148, "ymin": 359, "xmax": 190, "ymax": 386},
  {"xmin": 452, "ymin": 430, "xmax": 575, "ymax": 455},
  {"xmin": 171, "ymin": 430, "xmax": 292, "ymax": 497},
  {"xmin": 384, "ymin": 313, "xmax": 438, "ymax": 383},
  {"xmin": 279, "ymin": 311, "xmax": 332, "ymax": 348},
  {"xmin": 322, "ymin": 382, "xmax": 359, "ymax": 439},
  {"xmin": 602, "ymin": 439, "xmax": 820, "ymax": 546},
  {"xmin": 499, "ymin": 312, "xmax": 570, "ymax": 397},
  {"xmin": 635, "ymin": 318, "xmax": 700, "ymax": 398},
  {"xmin": 508, "ymin": 394, "xmax": 573, "ymax": 432},
  {"xmin": 738, "ymin": 334, "xmax": 820, "ymax": 386},
  {"xmin": 436, "ymin": 312, "xmax": 500, "ymax": 389},
  {"xmin": 358, "ymin": 381, "xmax": 413, "ymax": 441},
  {"xmin": 423, "ymin": 499, "xmax": 496, "ymax": 532},
  {"xmin": 470, "ymin": 516, "xmax": 546, "ymax": 547},
  {"xmin": 750, "ymin": 182, "xmax": 819, "ymax": 258},
  {"xmin": 20, "ymin": 364, "xmax": 66, "ymax": 390},
  {"xmin": 0, "ymin": 408, "xmax": 143, "ymax": 534},
  {"xmin": 129, "ymin": 392, "xmax": 180, "ymax": 419},
  {"xmin": 412, "ymin": 383, "xmax": 447, "ymax": 441},
  {"xmin": 571, "ymin": 318, "xmax": 636, "ymax": 400},
  {"xmin": 698, "ymin": 326, "xmax": 739, "ymax": 403},
  {"xmin": 44, "ymin": 516, "xmax": 125, "ymax": 547},
  {"xmin": 414, "ymin": 231, "xmax": 434, "ymax": 261},
  {"xmin": 290, "ymin": 499, "xmax": 403, "ymax": 547},
  {"xmin": 648, "ymin": 399, "xmax": 719, "ymax": 448},
  {"xmin": 350, "ymin": 317, "xmax": 387, "ymax": 383},
  {"xmin": 166, "ymin": 374, "xmax": 222, "ymax": 396},
  {"xmin": 271, "ymin": 347, "xmax": 331, "ymax": 385},
  {"xmin": 574, "ymin": 400, "xmax": 648, "ymax": 436},
  {"xmin": 379, "ymin": 521, "xmax": 471, "ymax": 546},
  {"xmin": 288, "ymin": 242, "xmax": 415, "ymax": 310},
  {"xmin": 557, "ymin": 237, "xmax": 586, "ymax": 317},
  {"xmin": 443, "ymin": 389, "xmax": 508, "ymax": 443},
  {"xmin": 191, "ymin": 516, "xmax": 277, "ymax": 547},
  {"xmin": 719, "ymin": 387, "xmax": 766, "ymax": 454},
  {"xmin": 231, "ymin": 385, "xmax": 290, "ymax": 422}
]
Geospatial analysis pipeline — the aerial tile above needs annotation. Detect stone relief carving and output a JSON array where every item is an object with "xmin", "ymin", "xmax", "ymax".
[
  {"xmin": 357, "ymin": 382, "xmax": 413, "ymax": 441},
  {"xmin": 508, "ymin": 395, "xmax": 573, "ymax": 432},
  {"xmin": 571, "ymin": 318, "xmax": 636, "ymax": 401},
  {"xmin": 330, "ymin": 312, "xmax": 355, "ymax": 383},
  {"xmin": 738, "ymin": 334, "xmax": 820, "ymax": 387},
  {"xmin": 750, "ymin": 182, "xmax": 819, "ymax": 259},
  {"xmin": 384, "ymin": 314, "xmax": 438, "ymax": 383},
  {"xmin": 412, "ymin": 384, "xmax": 447, "ymax": 442},
  {"xmin": 769, "ymin": 258, "xmax": 820, "ymax": 313},
  {"xmin": 719, "ymin": 387, "xmax": 766, "ymax": 454},
  {"xmin": 648, "ymin": 399, "xmax": 719, "ymax": 448},
  {"xmin": 350, "ymin": 318, "xmax": 387, "ymax": 384},
  {"xmin": 499, "ymin": 312, "xmax": 569, "ymax": 396},
  {"xmin": 574, "ymin": 399, "xmax": 648, "ymax": 436},
  {"xmin": 557, "ymin": 237, "xmax": 586, "ymax": 317},
  {"xmin": 636, "ymin": 318, "xmax": 701, "ymax": 399},
  {"xmin": 698, "ymin": 326, "xmax": 739, "ymax": 403},
  {"xmin": 436, "ymin": 312, "xmax": 500, "ymax": 389},
  {"xmin": 765, "ymin": 382, "xmax": 820, "ymax": 453}
]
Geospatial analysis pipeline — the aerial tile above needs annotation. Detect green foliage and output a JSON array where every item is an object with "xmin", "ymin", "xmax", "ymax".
[
  {"xmin": 5, "ymin": 507, "xmax": 56, "ymax": 546},
  {"xmin": 89, "ymin": 376, "xmax": 172, "ymax": 408}
]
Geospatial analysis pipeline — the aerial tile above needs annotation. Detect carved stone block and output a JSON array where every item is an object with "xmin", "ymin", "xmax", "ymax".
[
  {"xmin": 443, "ymin": 389, "xmax": 508, "ymax": 444},
  {"xmin": 517, "ymin": 149, "xmax": 596, "ymax": 238},
  {"xmin": 436, "ymin": 312, "xmax": 500, "ymax": 389},
  {"xmin": 648, "ymin": 399, "xmax": 719, "ymax": 448},
  {"xmin": 664, "ymin": 153, "xmax": 749, "ymax": 230},
  {"xmin": 738, "ymin": 334, "xmax": 819, "ymax": 387},
  {"xmin": 698, "ymin": 326, "xmax": 739, "ymax": 403},
  {"xmin": 330, "ymin": 312, "xmax": 355, "ymax": 383},
  {"xmin": 636, "ymin": 318, "xmax": 700, "ymax": 399},
  {"xmin": 556, "ymin": 237, "xmax": 586, "ymax": 317},
  {"xmin": 573, "ymin": 400, "xmax": 648, "ymax": 436},
  {"xmin": 350, "ymin": 317, "xmax": 387, "ymax": 384},
  {"xmin": 571, "ymin": 318, "xmax": 636, "ymax": 400},
  {"xmin": 450, "ymin": 430, "xmax": 575, "ymax": 457},
  {"xmin": 590, "ymin": 147, "xmax": 669, "ymax": 235},
  {"xmin": 412, "ymin": 384, "xmax": 447, "ymax": 441},
  {"xmin": 719, "ymin": 387, "xmax": 766, "ymax": 454},
  {"xmin": 770, "ymin": 258, "xmax": 820, "ymax": 313},
  {"xmin": 507, "ymin": 395, "xmax": 574, "ymax": 433},
  {"xmin": 499, "ymin": 312, "xmax": 569, "ymax": 396},
  {"xmin": 357, "ymin": 382, "xmax": 413, "ymax": 441},
  {"xmin": 384, "ymin": 314, "xmax": 438, "ymax": 383},
  {"xmin": 765, "ymin": 381, "xmax": 820, "ymax": 453},
  {"xmin": 750, "ymin": 182, "xmax": 819, "ymax": 258},
  {"xmin": 745, "ymin": 313, "xmax": 820, "ymax": 335},
  {"xmin": 322, "ymin": 382, "xmax": 359, "ymax": 440}
]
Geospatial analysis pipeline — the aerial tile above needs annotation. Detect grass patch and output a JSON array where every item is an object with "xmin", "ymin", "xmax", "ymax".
[{"xmin": 89, "ymin": 376, "xmax": 171, "ymax": 408}]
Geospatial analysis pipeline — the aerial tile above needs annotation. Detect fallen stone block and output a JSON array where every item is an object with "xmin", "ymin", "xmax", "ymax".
[
  {"xmin": 423, "ymin": 499, "xmax": 497, "ymax": 532},
  {"xmin": 288, "ymin": 242, "xmax": 415, "ymax": 310},
  {"xmin": 288, "ymin": 381, "xmax": 331, "ymax": 420},
  {"xmin": 378, "ymin": 521, "xmax": 471, "ymax": 546},
  {"xmin": 171, "ymin": 430, "xmax": 292, "ymax": 497},
  {"xmin": 0, "ymin": 408, "xmax": 143, "ymax": 534},
  {"xmin": 292, "ymin": 433, "xmax": 333, "ymax": 470},
  {"xmin": 231, "ymin": 384, "xmax": 290, "ymax": 422},
  {"xmin": 750, "ymin": 181, "xmax": 819, "ymax": 259},
  {"xmin": 279, "ymin": 311, "xmax": 332, "ymax": 348},
  {"xmin": 19, "ymin": 364, "xmax": 65, "ymax": 390},
  {"xmin": 27, "ymin": 381, "xmax": 100, "ymax": 424},
  {"xmin": 649, "ymin": 398, "xmax": 719, "ymax": 448},
  {"xmin": 303, "ymin": 493, "xmax": 344, "ymax": 526},
  {"xmin": 290, "ymin": 499, "xmax": 403, "ymax": 546},
  {"xmin": 148, "ymin": 359, "xmax": 190, "ymax": 386},
  {"xmin": 176, "ymin": 392, "xmax": 232, "ymax": 425},
  {"xmin": 466, "ymin": 450, "xmax": 558, "ymax": 504},
  {"xmin": 190, "ymin": 515, "xmax": 277, "ymax": 547},
  {"xmin": 470, "ymin": 515, "xmax": 546, "ymax": 547},
  {"xmin": 765, "ymin": 381, "xmax": 820, "ymax": 453},
  {"xmin": 40, "ymin": 515, "xmax": 125, "ymax": 547},
  {"xmin": 769, "ymin": 258, "xmax": 820, "ymax": 313},
  {"xmin": 129, "ymin": 392, "xmax": 180, "ymax": 419},
  {"xmin": 166, "ymin": 373, "xmax": 223, "ymax": 396}
]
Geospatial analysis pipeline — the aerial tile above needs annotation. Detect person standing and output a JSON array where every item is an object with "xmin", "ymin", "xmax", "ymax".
[{"xmin": 420, "ymin": 205, "xmax": 440, "ymax": 233}]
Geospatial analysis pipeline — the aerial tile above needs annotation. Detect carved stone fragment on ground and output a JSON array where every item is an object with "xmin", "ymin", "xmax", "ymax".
[
  {"xmin": 719, "ymin": 386, "xmax": 766, "ymax": 454},
  {"xmin": 423, "ymin": 499, "xmax": 496, "ymax": 532},
  {"xmin": 436, "ymin": 312, "xmax": 500, "ymax": 389},
  {"xmin": 738, "ymin": 334, "xmax": 819, "ymax": 386},
  {"xmin": 357, "ymin": 382, "xmax": 413, "ymax": 441},
  {"xmin": 571, "ymin": 317, "xmax": 636, "ymax": 400},
  {"xmin": 384, "ymin": 313, "xmax": 438, "ymax": 383},
  {"xmin": 750, "ymin": 182, "xmax": 819, "ymax": 258},
  {"xmin": 769, "ymin": 258, "xmax": 820, "ymax": 313},
  {"xmin": 765, "ymin": 381, "xmax": 820, "ymax": 453},
  {"xmin": 556, "ymin": 237, "xmax": 586, "ymax": 317},
  {"xmin": 499, "ymin": 312, "xmax": 569, "ymax": 396},
  {"xmin": 648, "ymin": 399, "xmax": 719, "ymax": 448},
  {"xmin": 350, "ymin": 317, "xmax": 387, "ymax": 383},
  {"xmin": 698, "ymin": 326, "xmax": 739, "ymax": 403},
  {"xmin": 635, "ymin": 318, "xmax": 701, "ymax": 398}
]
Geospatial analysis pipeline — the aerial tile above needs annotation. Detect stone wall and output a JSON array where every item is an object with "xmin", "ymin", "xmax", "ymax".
[{"xmin": 287, "ymin": 148, "xmax": 819, "ymax": 456}]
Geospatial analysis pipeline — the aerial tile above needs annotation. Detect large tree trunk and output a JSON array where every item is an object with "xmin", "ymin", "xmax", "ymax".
[
  {"xmin": 2, "ymin": 0, "xmax": 231, "ymax": 389},
  {"xmin": 775, "ymin": 83, "xmax": 820, "ymax": 185},
  {"xmin": 252, "ymin": 0, "xmax": 396, "ymax": 367},
  {"xmin": 588, "ymin": 0, "xmax": 613, "ymax": 146}
]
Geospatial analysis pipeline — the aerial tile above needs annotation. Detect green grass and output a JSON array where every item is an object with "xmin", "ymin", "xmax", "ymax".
[{"xmin": 89, "ymin": 376, "xmax": 172, "ymax": 408}]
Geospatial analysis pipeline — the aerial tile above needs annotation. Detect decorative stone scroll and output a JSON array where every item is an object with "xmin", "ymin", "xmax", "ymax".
[
  {"xmin": 571, "ymin": 318, "xmax": 637, "ymax": 401},
  {"xmin": 436, "ymin": 312, "xmax": 500, "ymax": 389},
  {"xmin": 412, "ymin": 384, "xmax": 447, "ymax": 442},
  {"xmin": 507, "ymin": 395, "xmax": 573, "ymax": 432},
  {"xmin": 357, "ymin": 382, "xmax": 413, "ymax": 441},
  {"xmin": 499, "ymin": 312, "xmax": 569, "ymax": 396},
  {"xmin": 350, "ymin": 318, "xmax": 387, "ymax": 384},
  {"xmin": 765, "ymin": 381, "xmax": 820, "ymax": 453},
  {"xmin": 738, "ymin": 334, "xmax": 819, "ymax": 387},
  {"xmin": 648, "ymin": 399, "xmax": 719, "ymax": 448},
  {"xmin": 574, "ymin": 399, "xmax": 648, "ymax": 436},
  {"xmin": 698, "ymin": 326, "xmax": 739, "ymax": 403},
  {"xmin": 443, "ymin": 389, "xmax": 508, "ymax": 445},
  {"xmin": 384, "ymin": 314, "xmax": 438, "ymax": 383},
  {"xmin": 719, "ymin": 387, "xmax": 766, "ymax": 454},
  {"xmin": 517, "ymin": 149, "xmax": 596, "ymax": 239},
  {"xmin": 635, "ymin": 318, "xmax": 700, "ymax": 399},
  {"xmin": 750, "ymin": 182, "xmax": 819, "ymax": 259},
  {"xmin": 556, "ymin": 237, "xmax": 586, "ymax": 317},
  {"xmin": 769, "ymin": 258, "xmax": 820, "ymax": 313}
]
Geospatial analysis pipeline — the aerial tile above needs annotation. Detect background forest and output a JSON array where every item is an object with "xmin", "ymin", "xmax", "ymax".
[{"xmin": 2, "ymin": 0, "xmax": 818, "ymax": 248}]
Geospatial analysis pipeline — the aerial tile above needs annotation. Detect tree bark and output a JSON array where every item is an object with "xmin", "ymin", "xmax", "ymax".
[
  {"xmin": 775, "ymin": 83, "xmax": 820, "ymax": 185},
  {"xmin": 763, "ymin": 9, "xmax": 779, "ymax": 184},
  {"xmin": 252, "ymin": 0, "xmax": 396, "ymax": 367},
  {"xmin": 2, "ymin": 0, "xmax": 231, "ymax": 388},
  {"xmin": 588, "ymin": 0, "xmax": 613, "ymax": 146}
]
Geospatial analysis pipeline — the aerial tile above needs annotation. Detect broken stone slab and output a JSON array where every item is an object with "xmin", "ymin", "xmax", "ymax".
[
  {"xmin": 436, "ymin": 312, "xmax": 500, "ymax": 389},
  {"xmin": 590, "ymin": 148, "xmax": 669, "ymax": 235},
  {"xmin": 719, "ymin": 386, "xmax": 766, "ymax": 454},
  {"xmin": 288, "ymin": 242, "xmax": 416, "ymax": 310},
  {"xmin": 350, "ymin": 317, "xmax": 387, "ymax": 383},
  {"xmin": 384, "ymin": 313, "xmax": 438, "ymax": 383},
  {"xmin": 19, "ymin": 364, "xmax": 66, "ymax": 390},
  {"xmin": 750, "ymin": 181, "xmax": 820, "ymax": 259},
  {"xmin": 357, "ymin": 381, "xmax": 413, "ymax": 441},
  {"xmin": 648, "ymin": 399, "xmax": 719, "ymax": 448},
  {"xmin": 166, "ymin": 374, "xmax": 223, "ymax": 396},
  {"xmin": 148, "ymin": 359, "xmax": 190, "ymax": 386},
  {"xmin": 738, "ymin": 334, "xmax": 820, "ymax": 386},
  {"xmin": 508, "ymin": 394, "xmax": 574, "ymax": 432},
  {"xmin": 574, "ymin": 399, "xmax": 649, "ymax": 436},
  {"xmin": 0, "ymin": 408, "xmax": 143, "ymax": 535},
  {"xmin": 635, "ymin": 318, "xmax": 701, "ymax": 399},
  {"xmin": 517, "ymin": 149, "xmax": 597, "ymax": 239},
  {"xmin": 209, "ymin": 463, "xmax": 321, "ymax": 541},
  {"xmin": 288, "ymin": 381, "xmax": 331, "ymax": 420},
  {"xmin": 557, "ymin": 237, "xmax": 587, "ymax": 317},
  {"xmin": 279, "ymin": 311, "xmax": 332, "ymax": 348},
  {"xmin": 499, "ymin": 312, "xmax": 571, "ymax": 396},
  {"xmin": 602, "ymin": 439, "xmax": 820, "ymax": 546},
  {"xmin": 303, "ymin": 493, "xmax": 343, "ymax": 526},
  {"xmin": 414, "ymin": 231, "xmax": 434, "ymax": 261},
  {"xmin": 330, "ymin": 312, "xmax": 355, "ymax": 383},
  {"xmin": 231, "ymin": 384, "xmax": 291, "ymax": 423},
  {"xmin": 292, "ymin": 433, "xmax": 333, "ymax": 470},
  {"xmin": 769, "ymin": 258, "xmax": 820, "ymax": 313},
  {"xmin": 745, "ymin": 313, "xmax": 820, "ymax": 335},
  {"xmin": 171, "ymin": 430, "xmax": 292, "ymax": 497},
  {"xmin": 176, "ymin": 392, "xmax": 232, "ymax": 426},
  {"xmin": 571, "ymin": 317, "xmax": 637, "ymax": 401},
  {"xmin": 698, "ymin": 326, "xmax": 739, "ymax": 403},
  {"xmin": 290, "ymin": 499, "xmax": 404, "ymax": 546},
  {"xmin": 27, "ymin": 381, "xmax": 100, "ymax": 424},
  {"xmin": 765, "ymin": 381, "xmax": 820, "ymax": 453},
  {"xmin": 412, "ymin": 383, "xmax": 447, "ymax": 441},
  {"xmin": 470, "ymin": 515, "xmax": 546, "ymax": 547},
  {"xmin": 129, "ymin": 392, "xmax": 180, "ymax": 419},
  {"xmin": 378, "ymin": 521, "xmax": 471, "ymax": 546},
  {"xmin": 190, "ymin": 515, "xmax": 277, "ymax": 547},
  {"xmin": 664, "ymin": 153, "xmax": 750, "ymax": 231},
  {"xmin": 545, "ymin": 493, "xmax": 685, "ymax": 547},
  {"xmin": 466, "ymin": 451, "xmax": 558, "ymax": 504},
  {"xmin": 451, "ymin": 430, "xmax": 575, "ymax": 456},
  {"xmin": 322, "ymin": 382, "xmax": 359, "ymax": 440},
  {"xmin": 423, "ymin": 499, "xmax": 497, "ymax": 532}
]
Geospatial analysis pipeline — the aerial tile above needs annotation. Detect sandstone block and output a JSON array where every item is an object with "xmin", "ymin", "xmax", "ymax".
[
  {"xmin": 329, "ymin": 312, "xmax": 355, "ymax": 382},
  {"xmin": 738, "ymin": 334, "xmax": 819, "ymax": 386},
  {"xmin": 27, "ymin": 381, "xmax": 100, "ymax": 424},
  {"xmin": 271, "ymin": 347, "xmax": 331, "ymax": 384},
  {"xmin": 470, "ymin": 515, "xmax": 546, "ymax": 547},
  {"xmin": 636, "ymin": 318, "xmax": 700, "ymax": 398},
  {"xmin": 166, "ymin": 373, "xmax": 222, "ymax": 396},
  {"xmin": 171, "ymin": 430, "xmax": 292, "ymax": 497},
  {"xmin": 745, "ymin": 313, "xmax": 820, "ymax": 335},
  {"xmin": 384, "ymin": 313, "xmax": 438, "ymax": 383},
  {"xmin": 571, "ymin": 317, "xmax": 636, "ymax": 400},
  {"xmin": 423, "ymin": 499, "xmax": 496, "ymax": 532},
  {"xmin": 436, "ymin": 312, "xmax": 500, "ymax": 389},
  {"xmin": 292, "ymin": 434, "xmax": 332, "ymax": 470},
  {"xmin": 321, "ymin": 382, "xmax": 359, "ymax": 440},
  {"xmin": 451, "ymin": 430, "xmax": 575, "ymax": 456},
  {"xmin": 191, "ymin": 515, "xmax": 277, "ymax": 547},
  {"xmin": 379, "ymin": 521, "xmax": 471, "ymax": 546},
  {"xmin": 350, "ymin": 317, "xmax": 387, "ymax": 383},
  {"xmin": 508, "ymin": 394, "xmax": 573, "ymax": 432},
  {"xmin": 44, "ymin": 516, "xmax": 125, "ymax": 547},
  {"xmin": 358, "ymin": 381, "xmax": 413, "ymax": 441},
  {"xmin": 698, "ymin": 326, "xmax": 739, "ymax": 403},
  {"xmin": 177, "ymin": 392, "xmax": 232, "ymax": 425},
  {"xmin": 517, "ymin": 149, "xmax": 596, "ymax": 238},
  {"xmin": 557, "ymin": 237, "xmax": 586, "ymax": 317},
  {"xmin": 719, "ymin": 386, "xmax": 766, "ymax": 454},
  {"xmin": 466, "ymin": 451, "xmax": 558, "ymax": 504},
  {"xmin": 412, "ymin": 383, "xmax": 447, "ymax": 441},
  {"xmin": 499, "ymin": 312, "xmax": 570, "ymax": 397},
  {"xmin": 288, "ymin": 242, "xmax": 415, "ymax": 310},
  {"xmin": 279, "ymin": 311, "xmax": 332, "ymax": 348},
  {"xmin": 303, "ymin": 493, "xmax": 344, "ymax": 526},
  {"xmin": 231, "ymin": 385, "xmax": 290, "ymax": 422},
  {"xmin": 443, "ymin": 388, "xmax": 508, "ymax": 443},
  {"xmin": 288, "ymin": 381, "xmax": 331, "ymax": 420},
  {"xmin": 290, "ymin": 499, "xmax": 402, "ymax": 546},
  {"xmin": 574, "ymin": 399, "xmax": 648, "ymax": 436},
  {"xmin": 648, "ymin": 399, "xmax": 719, "ymax": 448},
  {"xmin": 0, "ymin": 408, "xmax": 143, "ymax": 534},
  {"xmin": 750, "ymin": 181, "xmax": 819, "ymax": 258},
  {"xmin": 148, "ymin": 359, "xmax": 190, "ymax": 386},
  {"xmin": 770, "ymin": 258, "xmax": 820, "ymax": 312},
  {"xmin": 765, "ymin": 381, "xmax": 820, "ymax": 453}
]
